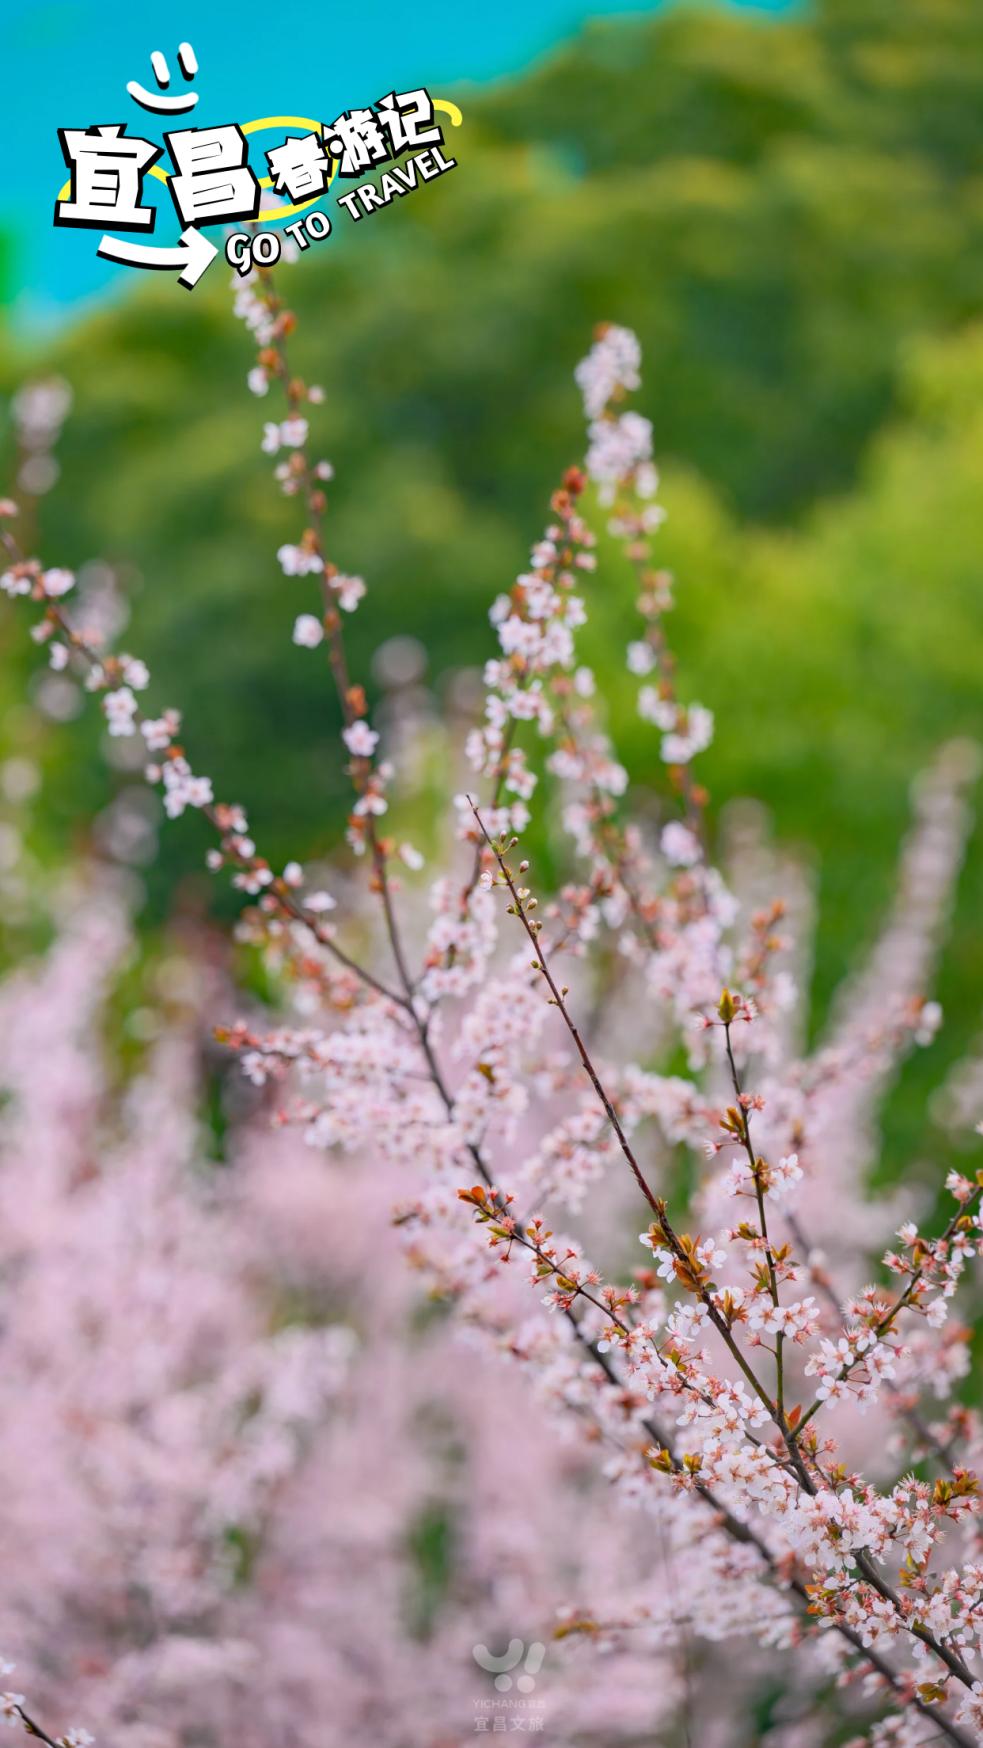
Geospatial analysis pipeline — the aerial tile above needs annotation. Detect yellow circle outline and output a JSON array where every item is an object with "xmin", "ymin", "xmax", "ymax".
[{"xmin": 56, "ymin": 99, "xmax": 463, "ymax": 226}]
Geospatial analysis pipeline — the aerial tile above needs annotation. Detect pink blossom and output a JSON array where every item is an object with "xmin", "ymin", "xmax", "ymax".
[{"xmin": 341, "ymin": 720, "xmax": 378, "ymax": 758}]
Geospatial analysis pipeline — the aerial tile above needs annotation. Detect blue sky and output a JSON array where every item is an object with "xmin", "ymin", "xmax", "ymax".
[{"xmin": 7, "ymin": 0, "xmax": 792, "ymax": 325}]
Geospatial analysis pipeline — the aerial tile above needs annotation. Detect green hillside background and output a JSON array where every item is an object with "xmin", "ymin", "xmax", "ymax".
[{"xmin": 2, "ymin": 0, "xmax": 982, "ymax": 1185}]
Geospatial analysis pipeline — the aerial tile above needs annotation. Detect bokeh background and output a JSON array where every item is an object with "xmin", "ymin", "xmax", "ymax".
[{"xmin": 3, "ymin": 0, "xmax": 983, "ymax": 1178}]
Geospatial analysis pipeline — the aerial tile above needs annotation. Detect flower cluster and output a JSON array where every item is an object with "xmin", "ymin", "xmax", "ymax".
[{"xmin": 5, "ymin": 295, "xmax": 983, "ymax": 1748}]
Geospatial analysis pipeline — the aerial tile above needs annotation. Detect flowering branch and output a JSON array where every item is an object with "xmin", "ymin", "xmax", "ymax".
[{"xmin": 7, "ymin": 300, "xmax": 983, "ymax": 1748}]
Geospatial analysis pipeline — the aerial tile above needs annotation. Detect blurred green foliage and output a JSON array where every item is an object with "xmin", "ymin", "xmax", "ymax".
[{"xmin": 1, "ymin": 0, "xmax": 983, "ymax": 1177}]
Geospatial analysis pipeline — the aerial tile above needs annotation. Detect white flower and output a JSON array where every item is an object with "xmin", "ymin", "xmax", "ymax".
[
  {"xmin": 282, "ymin": 860, "xmax": 304, "ymax": 887},
  {"xmin": 342, "ymin": 720, "xmax": 378, "ymax": 758},
  {"xmin": 695, "ymin": 1239, "xmax": 727, "ymax": 1272},
  {"xmin": 292, "ymin": 614, "xmax": 324, "ymax": 648},
  {"xmin": 0, "ymin": 1694, "xmax": 25, "ymax": 1725},
  {"xmin": 662, "ymin": 704, "xmax": 714, "ymax": 766},
  {"xmin": 955, "ymin": 1683, "xmax": 983, "ymax": 1734},
  {"xmin": 42, "ymin": 567, "xmax": 75, "ymax": 597},
  {"xmin": 278, "ymin": 543, "xmax": 323, "ymax": 578},
  {"xmin": 585, "ymin": 411, "xmax": 652, "ymax": 488},
  {"xmin": 400, "ymin": 842, "xmax": 424, "ymax": 871},
  {"xmin": 627, "ymin": 640, "xmax": 655, "ymax": 676},
  {"xmin": 247, "ymin": 367, "xmax": 269, "ymax": 397},
  {"xmin": 660, "ymin": 821, "xmax": 700, "ymax": 867},
  {"xmin": 141, "ymin": 710, "xmax": 180, "ymax": 752},
  {"xmin": 121, "ymin": 655, "xmax": 150, "ymax": 690},
  {"xmin": 635, "ymin": 460, "xmax": 660, "ymax": 500},
  {"xmin": 575, "ymin": 325, "xmax": 642, "ymax": 418},
  {"xmin": 103, "ymin": 687, "xmax": 138, "ymax": 737},
  {"xmin": 280, "ymin": 416, "xmax": 309, "ymax": 448},
  {"xmin": 335, "ymin": 573, "xmax": 366, "ymax": 612},
  {"xmin": 160, "ymin": 757, "xmax": 213, "ymax": 819},
  {"xmin": 771, "ymin": 1153, "xmax": 803, "ymax": 1198},
  {"xmin": 261, "ymin": 421, "xmax": 281, "ymax": 454},
  {"xmin": 915, "ymin": 1000, "xmax": 942, "ymax": 1045},
  {"xmin": 638, "ymin": 687, "xmax": 676, "ymax": 730},
  {"xmin": 305, "ymin": 890, "xmax": 336, "ymax": 912}
]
